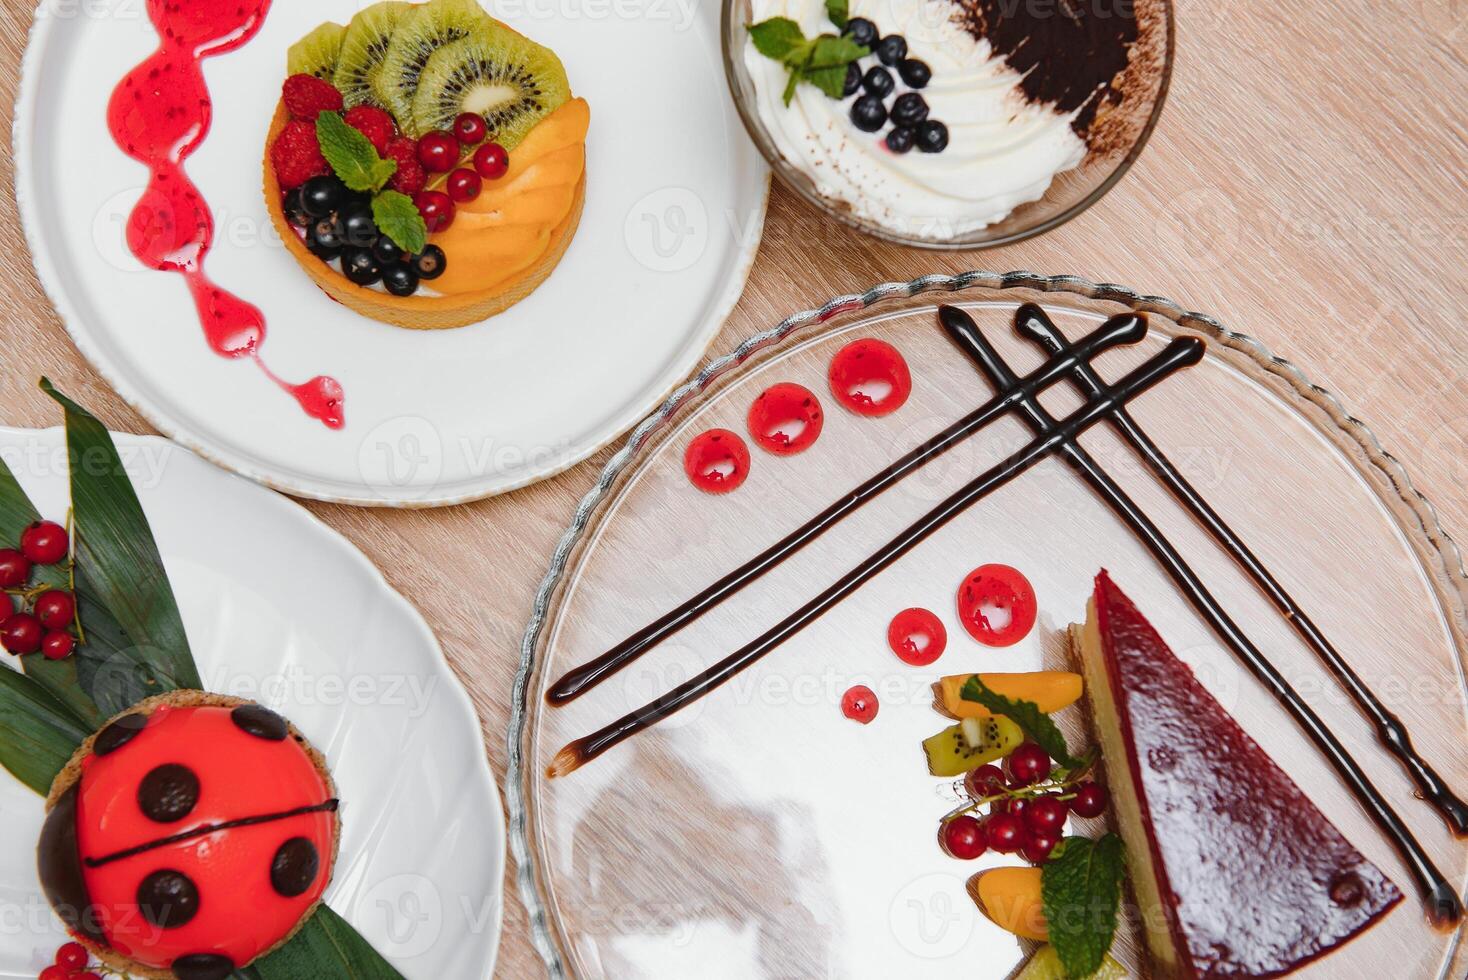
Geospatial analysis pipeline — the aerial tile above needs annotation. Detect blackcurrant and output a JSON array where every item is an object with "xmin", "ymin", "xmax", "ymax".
[
  {"xmin": 890, "ymin": 92, "xmax": 929, "ymax": 127},
  {"xmin": 842, "ymin": 62, "xmax": 861, "ymax": 98},
  {"xmin": 917, "ymin": 119, "xmax": 949, "ymax": 153},
  {"xmin": 885, "ymin": 126, "xmax": 916, "ymax": 153},
  {"xmin": 850, "ymin": 94, "xmax": 887, "ymax": 133},
  {"xmin": 898, "ymin": 58, "xmax": 931, "ymax": 89},
  {"xmin": 341, "ymin": 247, "xmax": 381, "ymax": 286},
  {"xmin": 862, "ymin": 65, "xmax": 894, "ymax": 98},
  {"xmin": 842, "ymin": 17, "xmax": 877, "ymax": 47},
  {"xmin": 372, "ymin": 236, "xmax": 407, "ymax": 265},
  {"xmin": 340, "ymin": 207, "xmax": 379, "ymax": 248},
  {"xmin": 875, "ymin": 35, "xmax": 907, "ymax": 66},
  {"xmin": 382, "ymin": 263, "xmax": 420, "ymax": 297},
  {"xmin": 283, "ymin": 189, "xmax": 312, "ymax": 229},
  {"xmin": 413, "ymin": 245, "xmax": 447, "ymax": 281},
  {"xmin": 299, "ymin": 176, "xmax": 344, "ymax": 218},
  {"xmin": 310, "ymin": 217, "xmax": 344, "ymax": 252}
]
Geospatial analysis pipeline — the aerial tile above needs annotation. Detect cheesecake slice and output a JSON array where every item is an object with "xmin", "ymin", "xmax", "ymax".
[{"xmin": 1071, "ymin": 571, "xmax": 1401, "ymax": 978}]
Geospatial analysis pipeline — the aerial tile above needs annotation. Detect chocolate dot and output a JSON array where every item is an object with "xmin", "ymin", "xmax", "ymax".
[
  {"xmin": 171, "ymin": 953, "xmax": 235, "ymax": 980},
  {"xmin": 231, "ymin": 704, "xmax": 288, "ymax": 741},
  {"xmin": 270, "ymin": 837, "xmax": 320, "ymax": 897},
  {"xmin": 37, "ymin": 783, "xmax": 107, "ymax": 945},
  {"xmin": 138, "ymin": 764, "xmax": 200, "ymax": 823},
  {"xmin": 1330, "ymin": 871, "xmax": 1365, "ymax": 907},
  {"xmin": 136, "ymin": 869, "xmax": 199, "ymax": 929},
  {"xmin": 94, "ymin": 713, "xmax": 148, "ymax": 755}
]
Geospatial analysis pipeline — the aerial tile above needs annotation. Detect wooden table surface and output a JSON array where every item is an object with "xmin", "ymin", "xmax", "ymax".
[{"xmin": 2, "ymin": 1, "xmax": 1465, "ymax": 975}]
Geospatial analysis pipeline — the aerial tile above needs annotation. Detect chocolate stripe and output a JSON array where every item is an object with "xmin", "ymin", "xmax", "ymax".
[{"xmin": 83, "ymin": 800, "xmax": 338, "ymax": 869}]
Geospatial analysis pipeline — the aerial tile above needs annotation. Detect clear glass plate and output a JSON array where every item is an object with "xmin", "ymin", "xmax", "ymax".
[{"xmin": 508, "ymin": 273, "xmax": 1467, "ymax": 978}]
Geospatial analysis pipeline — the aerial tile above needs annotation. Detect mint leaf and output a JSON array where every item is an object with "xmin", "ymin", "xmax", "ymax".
[
  {"xmin": 371, "ymin": 190, "xmax": 428, "ymax": 255},
  {"xmin": 825, "ymin": 0, "xmax": 849, "ymax": 28},
  {"xmin": 808, "ymin": 33, "xmax": 864, "ymax": 68},
  {"xmin": 1042, "ymin": 834, "xmax": 1125, "ymax": 979},
  {"xmin": 805, "ymin": 64, "xmax": 849, "ymax": 99},
  {"xmin": 747, "ymin": 18, "xmax": 808, "ymax": 62},
  {"xmin": 960, "ymin": 676, "xmax": 1082, "ymax": 768},
  {"xmin": 316, "ymin": 111, "xmax": 396, "ymax": 193}
]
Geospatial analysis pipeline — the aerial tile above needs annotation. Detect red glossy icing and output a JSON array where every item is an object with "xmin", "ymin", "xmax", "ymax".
[
  {"xmin": 828, "ymin": 339, "xmax": 912, "ymax": 417},
  {"xmin": 956, "ymin": 563, "xmax": 1036, "ymax": 647},
  {"xmin": 106, "ymin": 0, "xmax": 345, "ymax": 429},
  {"xmin": 684, "ymin": 429, "xmax": 751, "ymax": 494},
  {"xmin": 887, "ymin": 607, "xmax": 947, "ymax": 666},
  {"xmin": 841, "ymin": 685, "xmax": 878, "ymax": 724},
  {"xmin": 76, "ymin": 705, "xmax": 335, "ymax": 971},
  {"xmin": 746, "ymin": 382, "xmax": 824, "ymax": 455}
]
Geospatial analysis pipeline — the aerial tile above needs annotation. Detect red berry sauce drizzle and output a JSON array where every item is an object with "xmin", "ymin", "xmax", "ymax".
[
  {"xmin": 840, "ymin": 684, "xmax": 878, "ymax": 724},
  {"xmin": 956, "ymin": 563, "xmax": 1036, "ymax": 647},
  {"xmin": 683, "ymin": 429, "xmax": 750, "ymax": 494},
  {"xmin": 828, "ymin": 338, "xmax": 912, "ymax": 416},
  {"xmin": 106, "ymin": 0, "xmax": 344, "ymax": 429},
  {"xmin": 887, "ymin": 606, "xmax": 946, "ymax": 666},
  {"xmin": 747, "ymin": 382, "xmax": 824, "ymax": 455}
]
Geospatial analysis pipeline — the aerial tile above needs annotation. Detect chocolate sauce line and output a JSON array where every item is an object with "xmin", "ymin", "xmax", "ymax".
[
  {"xmin": 940, "ymin": 305, "xmax": 1461, "ymax": 926},
  {"xmin": 547, "ymin": 337, "xmax": 1203, "ymax": 777},
  {"xmin": 1009, "ymin": 303, "xmax": 1468, "ymax": 838},
  {"xmin": 83, "ymin": 799, "xmax": 339, "ymax": 869},
  {"xmin": 545, "ymin": 315, "xmax": 1149, "ymax": 706}
]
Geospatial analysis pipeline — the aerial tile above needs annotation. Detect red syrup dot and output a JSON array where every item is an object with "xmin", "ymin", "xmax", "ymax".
[
  {"xmin": 887, "ymin": 607, "xmax": 947, "ymax": 666},
  {"xmin": 684, "ymin": 429, "xmax": 750, "ymax": 494},
  {"xmin": 747, "ymin": 382, "xmax": 823, "ymax": 455},
  {"xmin": 841, "ymin": 685, "xmax": 879, "ymax": 724},
  {"xmin": 956, "ymin": 564, "xmax": 1037, "ymax": 647},
  {"xmin": 828, "ymin": 338, "xmax": 912, "ymax": 416}
]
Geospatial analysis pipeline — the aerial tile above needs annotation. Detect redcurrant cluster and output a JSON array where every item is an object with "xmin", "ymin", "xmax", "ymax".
[
  {"xmin": 0, "ymin": 520, "xmax": 79, "ymax": 660},
  {"xmin": 939, "ymin": 742, "xmax": 1109, "ymax": 865},
  {"xmin": 410, "ymin": 112, "xmax": 511, "ymax": 235},
  {"xmin": 39, "ymin": 941, "xmax": 99, "ymax": 980}
]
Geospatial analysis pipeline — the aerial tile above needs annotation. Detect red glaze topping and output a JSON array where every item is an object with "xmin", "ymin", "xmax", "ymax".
[
  {"xmin": 841, "ymin": 685, "xmax": 879, "ymax": 724},
  {"xmin": 886, "ymin": 607, "xmax": 947, "ymax": 666},
  {"xmin": 746, "ymin": 383, "xmax": 824, "ymax": 455},
  {"xmin": 828, "ymin": 339, "xmax": 912, "ymax": 417},
  {"xmin": 956, "ymin": 564, "xmax": 1036, "ymax": 647},
  {"xmin": 1092, "ymin": 572, "xmax": 1401, "ymax": 977},
  {"xmin": 74, "ymin": 705, "xmax": 335, "ymax": 971},
  {"xmin": 684, "ymin": 429, "xmax": 751, "ymax": 494}
]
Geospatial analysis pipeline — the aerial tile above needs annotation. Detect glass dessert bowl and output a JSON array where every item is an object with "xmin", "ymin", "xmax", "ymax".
[{"xmin": 722, "ymin": 0, "xmax": 1174, "ymax": 249}]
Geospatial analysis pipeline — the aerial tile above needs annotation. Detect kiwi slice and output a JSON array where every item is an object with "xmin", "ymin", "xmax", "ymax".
[
  {"xmin": 1016, "ymin": 946, "xmax": 1128, "ymax": 980},
  {"xmin": 333, "ymin": 1, "xmax": 411, "ymax": 109},
  {"xmin": 922, "ymin": 715, "xmax": 1024, "ymax": 777},
  {"xmin": 375, "ymin": 0, "xmax": 490, "ymax": 134},
  {"xmin": 412, "ymin": 29, "xmax": 569, "ymax": 149},
  {"xmin": 287, "ymin": 22, "xmax": 346, "ymax": 80}
]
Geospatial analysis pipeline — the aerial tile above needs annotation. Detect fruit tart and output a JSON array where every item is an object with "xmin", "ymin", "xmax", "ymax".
[{"xmin": 264, "ymin": 0, "xmax": 589, "ymax": 330}]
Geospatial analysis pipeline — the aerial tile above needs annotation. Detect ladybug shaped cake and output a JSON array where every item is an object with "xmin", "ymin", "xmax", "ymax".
[{"xmin": 38, "ymin": 692, "xmax": 339, "ymax": 980}]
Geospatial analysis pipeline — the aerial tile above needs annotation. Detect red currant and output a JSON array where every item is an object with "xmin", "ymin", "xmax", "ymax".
[
  {"xmin": 56, "ymin": 942, "xmax": 88, "ymax": 970},
  {"xmin": 963, "ymin": 763, "xmax": 1005, "ymax": 801},
  {"xmin": 982, "ymin": 812, "xmax": 1027, "ymax": 853},
  {"xmin": 39, "ymin": 965, "xmax": 67, "ymax": 980},
  {"xmin": 1023, "ymin": 795, "xmax": 1068, "ymax": 835},
  {"xmin": 956, "ymin": 563, "xmax": 1037, "ymax": 646},
  {"xmin": 940, "ymin": 815, "xmax": 987, "ymax": 860},
  {"xmin": 453, "ymin": 112, "xmax": 487, "ymax": 146},
  {"xmin": 1022, "ymin": 828, "xmax": 1061, "ymax": 864},
  {"xmin": 413, "ymin": 191, "xmax": 456, "ymax": 233},
  {"xmin": 416, "ymin": 130, "xmax": 460, "ymax": 173},
  {"xmin": 995, "ymin": 795, "xmax": 1030, "ymax": 819},
  {"xmin": 35, "ymin": 590, "xmax": 75, "ymax": 630},
  {"xmin": 1070, "ymin": 781, "xmax": 1108, "ymax": 818},
  {"xmin": 20, "ymin": 520, "xmax": 68, "ymax": 565},
  {"xmin": 0, "ymin": 548, "xmax": 31, "ymax": 588},
  {"xmin": 0, "ymin": 613, "xmax": 41, "ymax": 654},
  {"xmin": 446, "ymin": 168, "xmax": 482, "ymax": 203},
  {"xmin": 42, "ymin": 630, "xmax": 75, "ymax": 660},
  {"xmin": 1005, "ymin": 743, "xmax": 1052, "ymax": 787},
  {"xmin": 840, "ymin": 684, "xmax": 878, "ymax": 724},
  {"xmin": 473, "ymin": 141, "xmax": 509, "ymax": 180}
]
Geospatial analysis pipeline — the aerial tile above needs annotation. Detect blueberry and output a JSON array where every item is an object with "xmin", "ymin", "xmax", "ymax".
[
  {"xmin": 310, "ymin": 217, "xmax": 343, "ymax": 252},
  {"xmin": 412, "ymin": 245, "xmax": 447, "ymax": 281},
  {"xmin": 842, "ymin": 62, "xmax": 862, "ymax": 98},
  {"xmin": 382, "ymin": 263, "xmax": 420, "ymax": 297},
  {"xmin": 340, "ymin": 207, "xmax": 378, "ymax": 248},
  {"xmin": 917, "ymin": 119, "xmax": 949, "ymax": 153},
  {"xmin": 898, "ymin": 58, "xmax": 931, "ymax": 89},
  {"xmin": 885, "ymin": 126, "xmax": 916, "ymax": 154},
  {"xmin": 862, "ymin": 66, "xmax": 894, "ymax": 98},
  {"xmin": 341, "ymin": 247, "xmax": 381, "ymax": 286},
  {"xmin": 875, "ymin": 35, "xmax": 907, "ymax": 66},
  {"xmin": 850, "ymin": 94, "xmax": 887, "ymax": 133},
  {"xmin": 842, "ymin": 17, "xmax": 877, "ymax": 47},
  {"xmin": 372, "ymin": 236, "xmax": 407, "ymax": 265},
  {"xmin": 299, "ymin": 176, "xmax": 344, "ymax": 218},
  {"xmin": 891, "ymin": 92, "xmax": 929, "ymax": 127}
]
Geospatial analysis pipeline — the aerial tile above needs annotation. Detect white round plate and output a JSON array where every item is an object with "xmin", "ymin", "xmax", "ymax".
[
  {"xmin": 0, "ymin": 426, "xmax": 502, "ymax": 978},
  {"xmin": 14, "ymin": 0, "xmax": 769, "ymax": 507}
]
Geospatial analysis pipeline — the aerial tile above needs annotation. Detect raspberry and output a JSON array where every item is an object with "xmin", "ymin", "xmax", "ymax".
[
  {"xmin": 282, "ymin": 74, "xmax": 343, "ymax": 121},
  {"xmin": 344, "ymin": 105, "xmax": 396, "ymax": 155},
  {"xmin": 385, "ymin": 137, "xmax": 426, "ymax": 194},
  {"xmin": 270, "ymin": 120, "xmax": 329, "ymax": 190}
]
